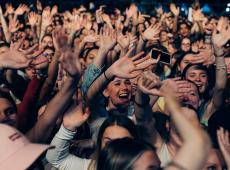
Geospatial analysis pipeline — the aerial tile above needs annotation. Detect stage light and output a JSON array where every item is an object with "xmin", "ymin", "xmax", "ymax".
[
  {"xmin": 228, "ymin": 3, "xmax": 230, "ymax": 7},
  {"xmin": 226, "ymin": 8, "xmax": 230, "ymax": 12}
]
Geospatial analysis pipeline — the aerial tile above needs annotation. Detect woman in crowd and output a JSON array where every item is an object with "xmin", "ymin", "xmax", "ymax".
[{"xmin": 0, "ymin": 1, "xmax": 229, "ymax": 169}]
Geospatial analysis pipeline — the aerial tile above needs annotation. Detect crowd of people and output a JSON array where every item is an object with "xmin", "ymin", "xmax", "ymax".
[{"xmin": 0, "ymin": 0, "xmax": 229, "ymax": 170}]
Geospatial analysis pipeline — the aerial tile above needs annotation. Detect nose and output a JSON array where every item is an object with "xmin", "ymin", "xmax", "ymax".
[
  {"xmin": 120, "ymin": 82, "xmax": 128, "ymax": 91},
  {"xmin": 195, "ymin": 76, "xmax": 201, "ymax": 82}
]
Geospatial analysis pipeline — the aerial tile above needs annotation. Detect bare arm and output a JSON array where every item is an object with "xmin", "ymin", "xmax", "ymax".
[
  {"xmin": 204, "ymin": 17, "xmax": 229, "ymax": 120},
  {"xmin": 163, "ymin": 80, "xmax": 211, "ymax": 170},
  {"xmin": 0, "ymin": 6, "xmax": 11, "ymax": 42}
]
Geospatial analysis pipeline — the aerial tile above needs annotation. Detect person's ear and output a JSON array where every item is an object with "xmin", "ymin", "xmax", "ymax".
[{"xmin": 103, "ymin": 88, "xmax": 109, "ymax": 98}]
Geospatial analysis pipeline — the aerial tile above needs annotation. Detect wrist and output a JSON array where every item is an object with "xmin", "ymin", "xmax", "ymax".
[
  {"xmin": 62, "ymin": 123, "xmax": 77, "ymax": 133},
  {"xmin": 105, "ymin": 68, "xmax": 114, "ymax": 81},
  {"xmin": 214, "ymin": 46, "xmax": 225, "ymax": 57},
  {"xmin": 98, "ymin": 47, "xmax": 109, "ymax": 55},
  {"xmin": 140, "ymin": 34, "xmax": 147, "ymax": 42}
]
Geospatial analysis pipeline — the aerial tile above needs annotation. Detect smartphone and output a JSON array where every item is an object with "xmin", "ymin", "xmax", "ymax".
[{"xmin": 151, "ymin": 48, "xmax": 171, "ymax": 65}]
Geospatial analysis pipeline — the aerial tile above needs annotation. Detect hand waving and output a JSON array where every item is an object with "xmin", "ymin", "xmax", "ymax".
[
  {"xmin": 212, "ymin": 17, "xmax": 230, "ymax": 48},
  {"xmin": 217, "ymin": 127, "xmax": 230, "ymax": 169},
  {"xmin": 137, "ymin": 71, "xmax": 162, "ymax": 96},
  {"xmin": 170, "ymin": 3, "xmax": 180, "ymax": 17},
  {"xmin": 99, "ymin": 26, "xmax": 117, "ymax": 51},
  {"xmin": 63, "ymin": 103, "xmax": 90, "ymax": 131},
  {"xmin": 141, "ymin": 24, "xmax": 160, "ymax": 41}
]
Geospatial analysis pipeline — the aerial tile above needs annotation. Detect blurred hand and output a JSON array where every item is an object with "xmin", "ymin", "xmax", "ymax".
[
  {"xmin": 99, "ymin": 26, "xmax": 117, "ymax": 51},
  {"xmin": 15, "ymin": 4, "xmax": 28, "ymax": 16},
  {"xmin": 137, "ymin": 71, "xmax": 161, "ymax": 96},
  {"xmin": 212, "ymin": 17, "xmax": 230, "ymax": 48},
  {"xmin": 170, "ymin": 3, "xmax": 180, "ymax": 16},
  {"xmin": 217, "ymin": 127, "xmax": 230, "ymax": 169},
  {"xmin": 28, "ymin": 12, "xmax": 38, "ymax": 27},
  {"xmin": 141, "ymin": 24, "xmax": 160, "ymax": 41},
  {"xmin": 63, "ymin": 103, "xmax": 90, "ymax": 131}
]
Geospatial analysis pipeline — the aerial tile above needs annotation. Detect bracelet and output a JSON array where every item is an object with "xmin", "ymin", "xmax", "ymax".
[
  {"xmin": 216, "ymin": 65, "xmax": 227, "ymax": 70},
  {"xmin": 104, "ymin": 71, "xmax": 109, "ymax": 81}
]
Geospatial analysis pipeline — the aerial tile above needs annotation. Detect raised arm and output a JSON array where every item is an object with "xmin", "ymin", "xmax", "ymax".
[
  {"xmin": 86, "ymin": 49, "xmax": 155, "ymax": 102},
  {"xmin": 217, "ymin": 127, "xmax": 230, "ymax": 169},
  {"xmin": 163, "ymin": 80, "xmax": 211, "ymax": 170},
  {"xmin": 0, "ymin": 6, "xmax": 11, "ymax": 42},
  {"xmin": 26, "ymin": 38, "xmax": 82, "ymax": 143},
  {"xmin": 46, "ymin": 102, "xmax": 90, "ymax": 169},
  {"xmin": 205, "ymin": 17, "xmax": 229, "ymax": 120}
]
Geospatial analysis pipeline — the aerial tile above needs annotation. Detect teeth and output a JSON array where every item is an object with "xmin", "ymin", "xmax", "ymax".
[{"xmin": 119, "ymin": 93, "xmax": 128, "ymax": 97}]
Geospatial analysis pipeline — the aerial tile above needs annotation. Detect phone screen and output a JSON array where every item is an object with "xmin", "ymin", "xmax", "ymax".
[{"xmin": 151, "ymin": 48, "xmax": 171, "ymax": 65}]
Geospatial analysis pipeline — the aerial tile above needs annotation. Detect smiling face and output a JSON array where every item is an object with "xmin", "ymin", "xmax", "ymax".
[
  {"xmin": 181, "ymin": 38, "xmax": 191, "ymax": 52},
  {"xmin": 185, "ymin": 66, "xmax": 208, "ymax": 93},
  {"xmin": 103, "ymin": 77, "xmax": 132, "ymax": 110}
]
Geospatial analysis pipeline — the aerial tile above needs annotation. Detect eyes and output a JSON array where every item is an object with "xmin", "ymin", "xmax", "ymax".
[
  {"xmin": 188, "ymin": 73, "xmax": 207, "ymax": 79},
  {"xmin": 4, "ymin": 107, "xmax": 16, "ymax": 117},
  {"xmin": 113, "ymin": 80, "xmax": 131, "ymax": 86}
]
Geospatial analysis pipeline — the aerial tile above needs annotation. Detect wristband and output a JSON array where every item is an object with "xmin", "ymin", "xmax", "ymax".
[{"xmin": 104, "ymin": 71, "xmax": 109, "ymax": 81}]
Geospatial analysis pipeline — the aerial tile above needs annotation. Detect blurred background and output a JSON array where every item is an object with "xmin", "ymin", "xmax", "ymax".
[{"xmin": 0, "ymin": 0, "xmax": 229, "ymax": 16}]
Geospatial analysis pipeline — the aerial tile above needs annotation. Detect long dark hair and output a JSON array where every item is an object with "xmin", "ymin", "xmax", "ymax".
[
  {"xmin": 88, "ymin": 115, "xmax": 138, "ymax": 169},
  {"xmin": 97, "ymin": 138, "xmax": 160, "ymax": 170},
  {"xmin": 95, "ymin": 115, "xmax": 138, "ymax": 157}
]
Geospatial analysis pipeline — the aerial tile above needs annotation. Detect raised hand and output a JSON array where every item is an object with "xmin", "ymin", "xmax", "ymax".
[
  {"xmin": 192, "ymin": 9, "xmax": 205, "ymax": 22},
  {"xmin": 15, "ymin": 4, "xmax": 28, "ymax": 16},
  {"xmin": 60, "ymin": 50, "xmax": 82, "ymax": 78},
  {"xmin": 28, "ymin": 12, "xmax": 38, "ymax": 27},
  {"xmin": 117, "ymin": 32, "xmax": 130, "ymax": 50},
  {"xmin": 5, "ymin": 3, "xmax": 14, "ymax": 15},
  {"xmin": 217, "ymin": 127, "xmax": 230, "ymax": 169},
  {"xmin": 0, "ymin": 39, "xmax": 32, "ymax": 69},
  {"xmin": 52, "ymin": 28, "xmax": 69, "ymax": 51},
  {"xmin": 108, "ymin": 50, "xmax": 145, "ymax": 79},
  {"xmin": 63, "ymin": 103, "xmax": 90, "ymax": 131},
  {"xmin": 212, "ymin": 17, "xmax": 230, "ymax": 48},
  {"xmin": 126, "ymin": 3, "xmax": 138, "ymax": 19},
  {"xmin": 51, "ymin": 5, "xmax": 58, "ymax": 16},
  {"xmin": 141, "ymin": 24, "xmax": 160, "ymax": 41},
  {"xmin": 137, "ymin": 71, "xmax": 162, "ymax": 96},
  {"xmin": 8, "ymin": 18, "xmax": 20, "ymax": 33},
  {"xmin": 108, "ymin": 49, "xmax": 158, "ymax": 79},
  {"xmin": 170, "ymin": 3, "xmax": 180, "ymax": 16},
  {"xmin": 155, "ymin": 6, "xmax": 163, "ymax": 17},
  {"xmin": 36, "ymin": 0, "xmax": 43, "ymax": 11},
  {"xmin": 83, "ymin": 34, "xmax": 100, "ymax": 43},
  {"xmin": 101, "ymin": 13, "xmax": 111, "ymax": 24},
  {"xmin": 42, "ymin": 7, "xmax": 52, "ymax": 28},
  {"xmin": 191, "ymin": 47, "xmax": 215, "ymax": 65},
  {"xmin": 99, "ymin": 26, "xmax": 117, "ymax": 51},
  {"xmin": 0, "ymin": 50, "xmax": 31, "ymax": 69}
]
